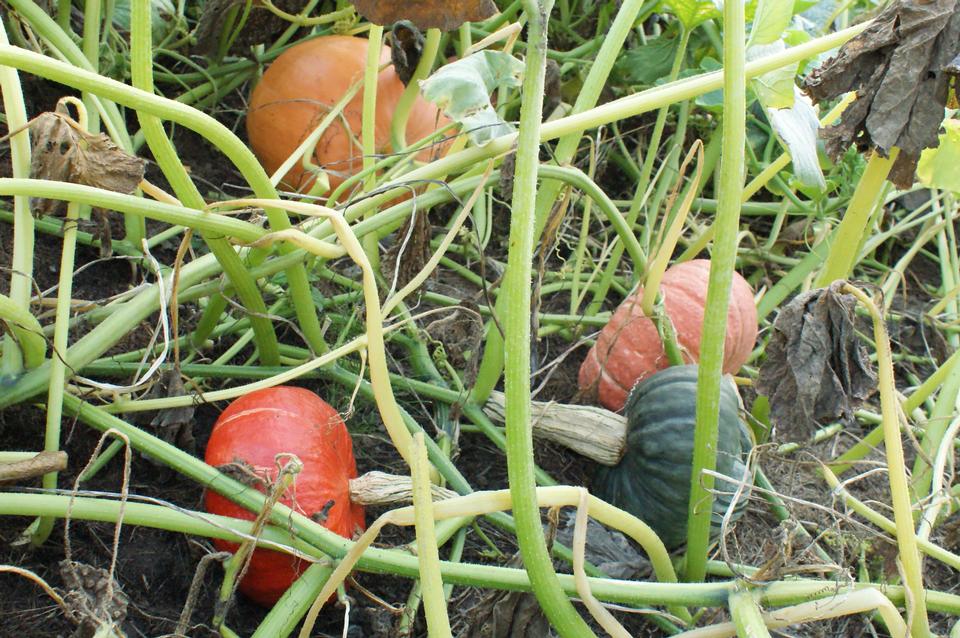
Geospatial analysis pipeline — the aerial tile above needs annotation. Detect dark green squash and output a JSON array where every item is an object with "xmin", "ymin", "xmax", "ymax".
[{"xmin": 592, "ymin": 365, "xmax": 753, "ymax": 548}]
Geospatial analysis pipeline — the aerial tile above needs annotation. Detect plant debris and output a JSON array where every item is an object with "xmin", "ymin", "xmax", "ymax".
[
  {"xmin": 803, "ymin": 0, "xmax": 960, "ymax": 188},
  {"xmin": 58, "ymin": 560, "xmax": 128, "ymax": 638},
  {"xmin": 461, "ymin": 554, "xmax": 552, "ymax": 637},
  {"xmin": 390, "ymin": 21, "xmax": 425, "ymax": 85},
  {"xmin": 351, "ymin": 0, "xmax": 497, "ymax": 31},
  {"xmin": 144, "ymin": 369, "xmax": 196, "ymax": 455},
  {"xmin": 756, "ymin": 281, "xmax": 878, "ymax": 438},
  {"xmin": 28, "ymin": 111, "xmax": 145, "ymax": 217}
]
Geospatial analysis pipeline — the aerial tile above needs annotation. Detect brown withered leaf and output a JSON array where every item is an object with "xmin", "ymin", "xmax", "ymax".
[
  {"xmin": 146, "ymin": 368, "xmax": 196, "ymax": 454},
  {"xmin": 352, "ymin": 0, "xmax": 497, "ymax": 31},
  {"xmin": 391, "ymin": 20, "xmax": 424, "ymax": 85},
  {"xmin": 756, "ymin": 282, "xmax": 877, "ymax": 439},
  {"xmin": 463, "ymin": 554, "xmax": 552, "ymax": 638},
  {"xmin": 29, "ymin": 111, "xmax": 145, "ymax": 217},
  {"xmin": 803, "ymin": 0, "xmax": 960, "ymax": 188}
]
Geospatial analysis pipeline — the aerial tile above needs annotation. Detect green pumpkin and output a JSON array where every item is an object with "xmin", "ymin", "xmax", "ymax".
[{"xmin": 592, "ymin": 365, "xmax": 753, "ymax": 548}]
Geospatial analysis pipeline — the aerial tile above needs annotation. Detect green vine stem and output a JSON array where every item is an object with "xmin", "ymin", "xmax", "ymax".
[
  {"xmin": 842, "ymin": 283, "xmax": 929, "ymax": 636},
  {"xmin": 503, "ymin": 2, "xmax": 593, "ymax": 635},
  {"xmin": 361, "ymin": 23, "xmax": 384, "ymax": 268},
  {"xmin": 0, "ymin": 293, "xmax": 44, "ymax": 368},
  {"xmin": 411, "ymin": 432, "xmax": 452, "ymax": 635},
  {"xmin": 0, "ymin": 18, "xmax": 34, "ymax": 380},
  {"xmin": 728, "ymin": 589, "xmax": 772, "ymax": 638},
  {"xmin": 685, "ymin": 0, "xmax": 747, "ymax": 582},
  {"xmin": 391, "ymin": 27, "xmax": 442, "ymax": 152},
  {"xmin": 130, "ymin": 0, "xmax": 281, "ymax": 365},
  {"xmin": 815, "ymin": 150, "xmax": 898, "ymax": 286},
  {"xmin": 29, "ymin": 98, "xmax": 87, "ymax": 546},
  {"xmin": 471, "ymin": 0, "xmax": 647, "ymax": 403}
]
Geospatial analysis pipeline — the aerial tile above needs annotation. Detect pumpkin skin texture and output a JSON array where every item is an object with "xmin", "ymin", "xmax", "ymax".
[
  {"xmin": 204, "ymin": 386, "xmax": 365, "ymax": 606},
  {"xmin": 579, "ymin": 259, "xmax": 757, "ymax": 411},
  {"xmin": 246, "ymin": 35, "xmax": 449, "ymax": 195},
  {"xmin": 592, "ymin": 365, "xmax": 752, "ymax": 548}
]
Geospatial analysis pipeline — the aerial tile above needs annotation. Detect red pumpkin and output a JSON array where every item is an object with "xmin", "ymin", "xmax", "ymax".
[
  {"xmin": 246, "ymin": 35, "xmax": 449, "ymax": 196},
  {"xmin": 579, "ymin": 259, "xmax": 758, "ymax": 411},
  {"xmin": 204, "ymin": 386, "xmax": 365, "ymax": 606}
]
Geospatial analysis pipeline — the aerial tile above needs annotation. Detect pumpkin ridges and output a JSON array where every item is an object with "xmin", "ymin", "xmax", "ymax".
[
  {"xmin": 592, "ymin": 365, "xmax": 752, "ymax": 548},
  {"xmin": 579, "ymin": 259, "xmax": 758, "ymax": 411}
]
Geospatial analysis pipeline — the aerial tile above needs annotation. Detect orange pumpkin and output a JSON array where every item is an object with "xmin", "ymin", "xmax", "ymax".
[
  {"xmin": 204, "ymin": 386, "xmax": 365, "ymax": 606},
  {"xmin": 246, "ymin": 35, "xmax": 449, "ymax": 196},
  {"xmin": 579, "ymin": 259, "xmax": 758, "ymax": 411}
]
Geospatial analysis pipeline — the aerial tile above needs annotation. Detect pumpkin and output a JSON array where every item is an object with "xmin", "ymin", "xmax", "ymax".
[
  {"xmin": 204, "ymin": 386, "xmax": 365, "ymax": 606},
  {"xmin": 591, "ymin": 365, "xmax": 752, "ymax": 548},
  {"xmin": 246, "ymin": 35, "xmax": 449, "ymax": 195},
  {"xmin": 579, "ymin": 259, "xmax": 757, "ymax": 411}
]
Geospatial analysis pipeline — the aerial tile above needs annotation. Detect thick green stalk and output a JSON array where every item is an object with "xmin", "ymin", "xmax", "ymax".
[
  {"xmin": 0, "ymin": 293, "xmax": 44, "ymax": 368},
  {"xmin": 391, "ymin": 27, "xmax": 442, "ymax": 151},
  {"xmin": 361, "ymin": 24, "xmax": 384, "ymax": 268},
  {"xmin": 31, "ymin": 197, "xmax": 81, "ymax": 544},
  {"xmin": 130, "ymin": 0, "xmax": 280, "ymax": 365},
  {"xmin": 729, "ymin": 589, "xmax": 772, "ymax": 638},
  {"xmin": 685, "ymin": 0, "xmax": 746, "ymax": 582},
  {"xmin": 815, "ymin": 150, "xmax": 897, "ymax": 286},
  {"xmin": 0, "ymin": 180, "xmax": 265, "ymax": 241},
  {"xmin": 504, "ymin": 2, "xmax": 592, "ymax": 635},
  {"xmin": 0, "ymin": 18, "xmax": 33, "ymax": 379},
  {"xmin": 80, "ymin": 0, "xmax": 102, "ymax": 134},
  {"xmin": 471, "ymin": 0, "xmax": 649, "ymax": 402}
]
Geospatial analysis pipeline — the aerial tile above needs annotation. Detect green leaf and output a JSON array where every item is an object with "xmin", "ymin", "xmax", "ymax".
[
  {"xmin": 420, "ymin": 50, "xmax": 524, "ymax": 145},
  {"xmin": 694, "ymin": 57, "xmax": 725, "ymax": 112},
  {"xmin": 917, "ymin": 119, "xmax": 960, "ymax": 192},
  {"xmin": 113, "ymin": 0, "xmax": 177, "ymax": 43},
  {"xmin": 767, "ymin": 87, "xmax": 826, "ymax": 191},
  {"xmin": 748, "ymin": 0, "xmax": 794, "ymax": 46},
  {"xmin": 662, "ymin": 0, "xmax": 721, "ymax": 29},
  {"xmin": 613, "ymin": 36, "xmax": 680, "ymax": 86},
  {"xmin": 749, "ymin": 41, "xmax": 797, "ymax": 109}
]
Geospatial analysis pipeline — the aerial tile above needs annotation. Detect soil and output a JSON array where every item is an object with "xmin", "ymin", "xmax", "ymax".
[{"xmin": 1, "ymin": 47, "xmax": 958, "ymax": 638}]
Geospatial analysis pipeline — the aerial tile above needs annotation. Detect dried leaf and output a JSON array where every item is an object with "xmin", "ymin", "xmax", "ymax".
[
  {"xmin": 390, "ymin": 21, "xmax": 425, "ymax": 85},
  {"xmin": 553, "ymin": 511, "xmax": 651, "ymax": 581},
  {"xmin": 463, "ymin": 555, "xmax": 553, "ymax": 638},
  {"xmin": 352, "ymin": 0, "xmax": 497, "ymax": 31},
  {"xmin": 29, "ymin": 111, "xmax": 145, "ymax": 217},
  {"xmin": 145, "ymin": 368, "xmax": 196, "ymax": 454},
  {"xmin": 59, "ymin": 560, "xmax": 128, "ymax": 638},
  {"xmin": 803, "ymin": 0, "xmax": 960, "ymax": 188},
  {"xmin": 756, "ymin": 282, "xmax": 877, "ymax": 438}
]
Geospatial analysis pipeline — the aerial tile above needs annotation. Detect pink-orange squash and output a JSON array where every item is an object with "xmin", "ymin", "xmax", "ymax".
[{"xmin": 579, "ymin": 259, "xmax": 757, "ymax": 411}]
